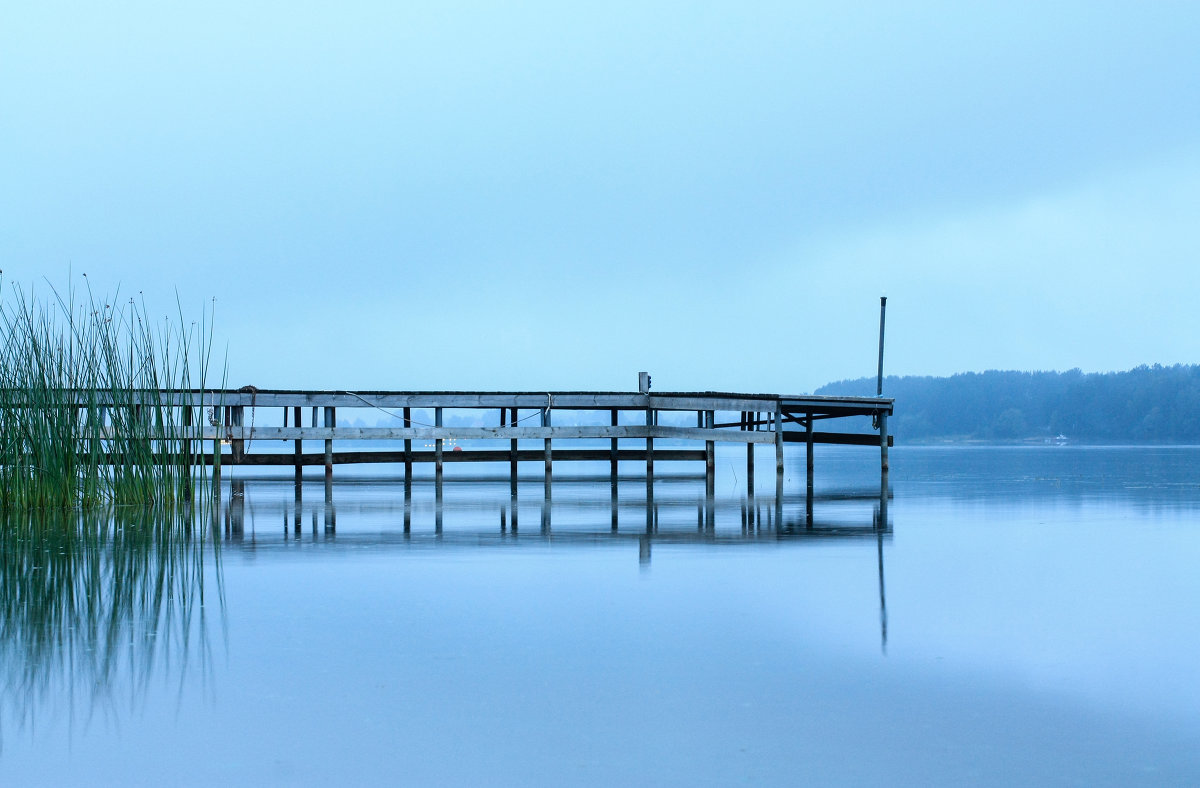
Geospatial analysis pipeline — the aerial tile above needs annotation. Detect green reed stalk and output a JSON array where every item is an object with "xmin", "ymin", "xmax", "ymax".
[{"xmin": 0, "ymin": 275, "xmax": 221, "ymax": 510}]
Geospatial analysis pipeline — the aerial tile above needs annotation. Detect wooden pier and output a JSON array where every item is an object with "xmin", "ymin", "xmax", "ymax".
[{"xmin": 185, "ymin": 388, "xmax": 893, "ymax": 497}]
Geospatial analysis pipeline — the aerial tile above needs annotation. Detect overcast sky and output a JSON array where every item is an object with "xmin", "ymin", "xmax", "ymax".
[{"xmin": 3, "ymin": 1, "xmax": 1198, "ymax": 393}]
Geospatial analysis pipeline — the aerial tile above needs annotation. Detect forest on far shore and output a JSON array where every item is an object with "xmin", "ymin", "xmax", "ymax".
[{"xmin": 815, "ymin": 365, "xmax": 1200, "ymax": 443}]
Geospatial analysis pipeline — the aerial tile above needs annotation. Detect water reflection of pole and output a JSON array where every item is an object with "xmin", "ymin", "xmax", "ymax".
[
  {"xmin": 806, "ymin": 412, "xmax": 814, "ymax": 529},
  {"xmin": 324, "ymin": 476, "xmax": 335, "ymax": 532},
  {"xmin": 646, "ymin": 478, "xmax": 655, "ymax": 533},
  {"xmin": 774, "ymin": 475, "xmax": 783, "ymax": 531},
  {"xmin": 611, "ymin": 480, "xmax": 619, "ymax": 532},
  {"xmin": 511, "ymin": 479, "xmax": 519, "ymax": 532},
  {"xmin": 875, "ymin": 504, "xmax": 888, "ymax": 655},
  {"xmin": 403, "ymin": 474, "xmax": 412, "ymax": 534},
  {"xmin": 435, "ymin": 475, "xmax": 443, "ymax": 536},
  {"xmin": 293, "ymin": 479, "xmax": 302, "ymax": 534},
  {"xmin": 746, "ymin": 469, "xmax": 756, "ymax": 530},
  {"xmin": 230, "ymin": 479, "xmax": 245, "ymax": 540},
  {"xmin": 639, "ymin": 535, "xmax": 651, "ymax": 566}
]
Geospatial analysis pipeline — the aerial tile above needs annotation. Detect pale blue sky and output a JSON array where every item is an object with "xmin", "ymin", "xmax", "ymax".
[{"xmin": 3, "ymin": 1, "xmax": 1198, "ymax": 393}]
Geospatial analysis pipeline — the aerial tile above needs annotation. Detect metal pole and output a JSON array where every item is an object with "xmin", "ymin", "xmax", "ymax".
[{"xmin": 877, "ymin": 296, "xmax": 887, "ymax": 397}]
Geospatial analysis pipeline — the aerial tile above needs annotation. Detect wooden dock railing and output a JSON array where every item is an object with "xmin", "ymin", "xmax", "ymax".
[{"xmin": 22, "ymin": 389, "xmax": 893, "ymax": 497}]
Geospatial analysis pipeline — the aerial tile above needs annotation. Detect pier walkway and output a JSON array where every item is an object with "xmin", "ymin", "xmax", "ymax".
[{"xmin": 192, "ymin": 388, "xmax": 893, "ymax": 497}]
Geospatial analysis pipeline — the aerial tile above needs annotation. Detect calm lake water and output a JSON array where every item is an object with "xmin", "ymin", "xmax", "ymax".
[{"xmin": 3, "ymin": 445, "xmax": 1199, "ymax": 785}]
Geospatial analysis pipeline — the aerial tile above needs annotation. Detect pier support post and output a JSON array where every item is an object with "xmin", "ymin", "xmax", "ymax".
[
  {"xmin": 610, "ymin": 409, "xmax": 619, "ymax": 484},
  {"xmin": 324, "ymin": 407, "xmax": 334, "ymax": 484},
  {"xmin": 509, "ymin": 407, "xmax": 518, "ymax": 495},
  {"xmin": 212, "ymin": 405, "xmax": 222, "ymax": 495},
  {"xmin": 231, "ymin": 406, "xmax": 244, "ymax": 462},
  {"xmin": 746, "ymin": 411, "xmax": 755, "ymax": 490},
  {"xmin": 182, "ymin": 405, "xmax": 194, "ymax": 499},
  {"xmin": 542, "ymin": 407, "xmax": 552, "ymax": 487},
  {"xmin": 705, "ymin": 410, "xmax": 715, "ymax": 494},
  {"xmin": 879, "ymin": 410, "xmax": 889, "ymax": 476},
  {"xmin": 775, "ymin": 407, "xmax": 783, "ymax": 476},
  {"xmin": 879, "ymin": 410, "xmax": 889, "ymax": 522},
  {"xmin": 435, "ymin": 407, "xmax": 443, "ymax": 485},
  {"xmin": 403, "ymin": 406, "xmax": 412, "ymax": 483},
  {"xmin": 645, "ymin": 404, "xmax": 654, "ymax": 478},
  {"xmin": 293, "ymin": 406, "xmax": 302, "ymax": 486}
]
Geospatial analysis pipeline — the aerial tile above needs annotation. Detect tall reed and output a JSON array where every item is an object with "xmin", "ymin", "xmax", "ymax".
[{"xmin": 0, "ymin": 275, "xmax": 221, "ymax": 509}]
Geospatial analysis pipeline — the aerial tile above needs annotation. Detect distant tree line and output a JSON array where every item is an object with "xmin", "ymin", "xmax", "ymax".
[{"xmin": 815, "ymin": 365, "xmax": 1200, "ymax": 443}]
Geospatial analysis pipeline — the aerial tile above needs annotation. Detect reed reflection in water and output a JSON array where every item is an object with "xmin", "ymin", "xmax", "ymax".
[{"xmin": 0, "ymin": 507, "xmax": 223, "ymax": 741}]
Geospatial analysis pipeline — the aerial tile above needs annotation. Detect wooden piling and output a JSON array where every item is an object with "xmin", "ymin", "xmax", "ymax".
[
  {"xmin": 212, "ymin": 405, "xmax": 222, "ymax": 492},
  {"xmin": 879, "ymin": 410, "xmax": 889, "ymax": 476},
  {"xmin": 293, "ymin": 406, "xmax": 302, "ymax": 484},
  {"xmin": 879, "ymin": 410, "xmax": 889, "ymax": 522},
  {"xmin": 182, "ymin": 405, "xmax": 194, "ymax": 499},
  {"xmin": 232, "ymin": 406, "xmax": 245, "ymax": 461},
  {"xmin": 509, "ymin": 407, "xmax": 518, "ymax": 494},
  {"xmin": 705, "ymin": 410, "xmax": 715, "ymax": 492},
  {"xmin": 435, "ymin": 406, "xmax": 443, "ymax": 484},
  {"xmin": 542, "ymin": 407, "xmax": 552, "ymax": 484},
  {"xmin": 324, "ymin": 407, "xmax": 334, "ymax": 483},
  {"xmin": 775, "ymin": 408, "xmax": 783, "ymax": 476},
  {"xmin": 746, "ymin": 411, "xmax": 755, "ymax": 489},
  {"xmin": 403, "ymin": 406, "xmax": 412, "ymax": 482},
  {"xmin": 645, "ymin": 403, "xmax": 654, "ymax": 478},
  {"xmin": 610, "ymin": 408, "xmax": 619, "ymax": 482}
]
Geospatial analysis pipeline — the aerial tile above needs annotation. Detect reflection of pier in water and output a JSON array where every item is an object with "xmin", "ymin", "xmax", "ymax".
[
  {"xmin": 219, "ymin": 477, "xmax": 891, "ymax": 545},
  {"xmin": 219, "ymin": 475, "xmax": 892, "ymax": 650}
]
